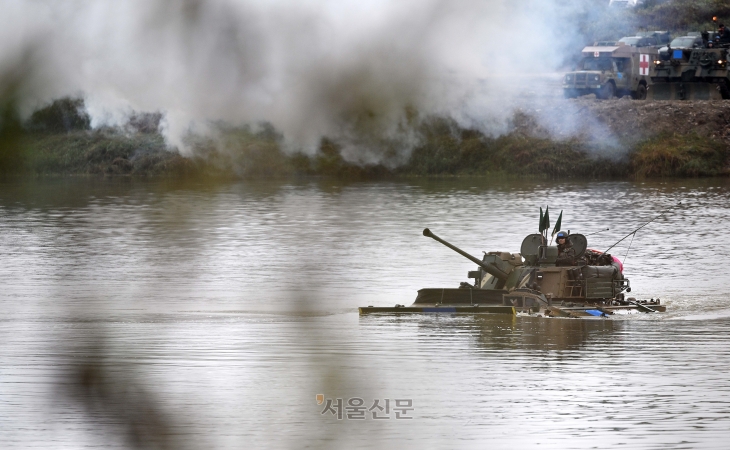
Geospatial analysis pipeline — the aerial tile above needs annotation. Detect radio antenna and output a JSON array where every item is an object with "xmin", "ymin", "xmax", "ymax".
[
  {"xmin": 601, "ymin": 202, "xmax": 681, "ymax": 256},
  {"xmin": 585, "ymin": 227, "xmax": 609, "ymax": 236}
]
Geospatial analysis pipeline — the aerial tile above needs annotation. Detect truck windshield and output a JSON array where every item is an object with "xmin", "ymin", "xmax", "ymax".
[
  {"xmin": 580, "ymin": 58, "xmax": 613, "ymax": 71},
  {"xmin": 669, "ymin": 37, "xmax": 697, "ymax": 48},
  {"xmin": 619, "ymin": 37, "xmax": 641, "ymax": 46}
]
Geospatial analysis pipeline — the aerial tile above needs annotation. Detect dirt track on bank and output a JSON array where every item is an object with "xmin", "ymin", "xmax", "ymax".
[
  {"xmin": 515, "ymin": 89, "xmax": 730, "ymax": 146},
  {"xmin": 499, "ymin": 73, "xmax": 730, "ymax": 146},
  {"xmin": 571, "ymin": 97, "xmax": 730, "ymax": 142}
]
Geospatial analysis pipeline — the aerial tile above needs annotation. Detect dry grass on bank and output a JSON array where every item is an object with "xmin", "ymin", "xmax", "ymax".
[
  {"xmin": 23, "ymin": 131, "xmax": 197, "ymax": 177},
  {"xmin": 7, "ymin": 99, "xmax": 730, "ymax": 180},
  {"xmin": 631, "ymin": 133, "xmax": 730, "ymax": 177}
]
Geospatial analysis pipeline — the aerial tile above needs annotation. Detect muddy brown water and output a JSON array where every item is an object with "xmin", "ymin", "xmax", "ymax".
[{"xmin": 1, "ymin": 176, "xmax": 730, "ymax": 449}]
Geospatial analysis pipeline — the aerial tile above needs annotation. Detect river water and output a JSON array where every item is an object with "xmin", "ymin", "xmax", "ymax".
[{"xmin": 1, "ymin": 176, "xmax": 730, "ymax": 449}]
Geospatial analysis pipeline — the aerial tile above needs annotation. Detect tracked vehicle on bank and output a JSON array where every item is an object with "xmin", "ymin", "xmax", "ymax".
[
  {"xmin": 360, "ymin": 210, "xmax": 667, "ymax": 318},
  {"xmin": 651, "ymin": 30, "xmax": 730, "ymax": 100}
]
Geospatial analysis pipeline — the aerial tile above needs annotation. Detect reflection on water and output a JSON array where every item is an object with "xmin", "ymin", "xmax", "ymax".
[{"xmin": 1, "ymin": 176, "xmax": 730, "ymax": 449}]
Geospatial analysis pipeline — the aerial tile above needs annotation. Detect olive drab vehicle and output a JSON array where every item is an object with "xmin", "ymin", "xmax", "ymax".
[
  {"xmin": 650, "ymin": 29, "xmax": 730, "ymax": 100},
  {"xmin": 359, "ymin": 209, "xmax": 667, "ymax": 318},
  {"xmin": 563, "ymin": 43, "xmax": 657, "ymax": 100}
]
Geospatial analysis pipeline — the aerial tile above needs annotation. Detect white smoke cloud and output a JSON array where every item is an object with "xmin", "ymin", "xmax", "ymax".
[{"xmin": 0, "ymin": 0, "xmax": 613, "ymax": 161}]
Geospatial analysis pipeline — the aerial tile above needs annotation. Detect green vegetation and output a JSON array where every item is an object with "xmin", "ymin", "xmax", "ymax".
[
  {"xmin": 27, "ymin": 97, "xmax": 91, "ymax": 133},
  {"xmin": 0, "ymin": 100, "xmax": 25, "ymax": 174},
  {"xmin": 23, "ymin": 131, "xmax": 197, "ymax": 176},
  {"xmin": 631, "ymin": 133, "xmax": 730, "ymax": 177},
  {"xmin": 633, "ymin": 0, "xmax": 730, "ymax": 32},
  {"xmin": 5, "ymin": 105, "xmax": 728, "ymax": 180},
  {"xmin": 577, "ymin": 0, "xmax": 730, "ymax": 43},
  {"xmin": 184, "ymin": 124, "xmax": 294, "ymax": 179},
  {"xmin": 400, "ymin": 118, "xmax": 628, "ymax": 178}
]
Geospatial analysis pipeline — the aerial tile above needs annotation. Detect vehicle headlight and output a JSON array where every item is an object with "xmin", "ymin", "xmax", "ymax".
[{"xmin": 593, "ymin": 75, "xmax": 600, "ymax": 81}]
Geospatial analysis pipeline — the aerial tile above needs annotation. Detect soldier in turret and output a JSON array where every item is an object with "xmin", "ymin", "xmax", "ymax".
[
  {"xmin": 555, "ymin": 231, "xmax": 576, "ymax": 266},
  {"xmin": 718, "ymin": 24, "xmax": 730, "ymax": 44}
]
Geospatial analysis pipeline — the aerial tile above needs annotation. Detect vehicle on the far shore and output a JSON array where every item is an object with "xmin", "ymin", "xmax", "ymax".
[
  {"xmin": 563, "ymin": 42, "xmax": 657, "ymax": 99},
  {"xmin": 651, "ymin": 26, "xmax": 730, "ymax": 100},
  {"xmin": 618, "ymin": 35, "xmax": 660, "ymax": 48},
  {"xmin": 637, "ymin": 30, "xmax": 672, "ymax": 45},
  {"xmin": 658, "ymin": 34, "xmax": 703, "ymax": 57}
]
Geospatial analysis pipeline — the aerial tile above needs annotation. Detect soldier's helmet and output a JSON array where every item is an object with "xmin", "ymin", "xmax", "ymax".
[{"xmin": 556, "ymin": 231, "xmax": 568, "ymax": 239}]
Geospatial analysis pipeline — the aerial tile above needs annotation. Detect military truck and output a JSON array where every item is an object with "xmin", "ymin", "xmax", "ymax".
[
  {"xmin": 637, "ymin": 30, "xmax": 672, "ymax": 45},
  {"xmin": 563, "ymin": 43, "xmax": 658, "ymax": 99},
  {"xmin": 650, "ymin": 31, "xmax": 730, "ymax": 100}
]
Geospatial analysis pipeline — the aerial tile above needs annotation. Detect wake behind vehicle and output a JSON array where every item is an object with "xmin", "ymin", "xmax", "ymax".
[{"xmin": 360, "ymin": 209, "xmax": 668, "ymax": 318}]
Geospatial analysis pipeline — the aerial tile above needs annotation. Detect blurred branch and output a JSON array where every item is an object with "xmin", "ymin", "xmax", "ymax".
[
  {"xmin": 0, "ymin": 51, "xmax": 33, "ymax": 173},
  {"xmin": 64, "ymin": 338, "xmax": 183, "ymax": 450}
]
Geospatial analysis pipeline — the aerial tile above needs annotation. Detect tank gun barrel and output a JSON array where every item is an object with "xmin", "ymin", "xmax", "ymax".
[{"xmin": 423, "ymin": 228, "xmax": 509, "ymax": 281}]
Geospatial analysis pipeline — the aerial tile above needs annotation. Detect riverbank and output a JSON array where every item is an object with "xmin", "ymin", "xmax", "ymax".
[{"xmin": 6, "ymin": 98, "xmax": 730, "ymax": 180}]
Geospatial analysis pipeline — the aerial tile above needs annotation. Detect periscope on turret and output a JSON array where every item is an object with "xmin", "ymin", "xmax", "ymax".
[{"xmin": 359, "ymin": 213, "xmax": 664, "ymax": 318}]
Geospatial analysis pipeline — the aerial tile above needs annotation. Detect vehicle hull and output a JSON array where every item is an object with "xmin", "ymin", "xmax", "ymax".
[
  {"xmin": 359, "ymin": 305, "xmax": 516, "ymax": 315},
  {"xmin": 359, "ymin": 288, "xmax": 665, "ymax": 317},
  {"xmin": 412, "ymin": 288, "xmax": 508, "ymax": 305}
]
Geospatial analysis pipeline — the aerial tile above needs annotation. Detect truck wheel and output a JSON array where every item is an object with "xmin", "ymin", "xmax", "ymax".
[
  {"xmin": 633, "ymin": 84, "xmax": 647, "ymax": 100},
  {"xmin": 599, "ymin": 82, "xmax": 615, "ymax": 99}
]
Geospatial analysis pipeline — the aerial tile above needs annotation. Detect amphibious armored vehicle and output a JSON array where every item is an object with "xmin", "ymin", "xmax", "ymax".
[{"xmin": 360, "ymin": 221, "xmax": 664, "ymax": 318}]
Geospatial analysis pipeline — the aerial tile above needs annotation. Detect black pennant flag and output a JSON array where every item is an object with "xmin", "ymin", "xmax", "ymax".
[{"xmin": 551, "ymin": 211, "xmax": 563, "ymax": 237}]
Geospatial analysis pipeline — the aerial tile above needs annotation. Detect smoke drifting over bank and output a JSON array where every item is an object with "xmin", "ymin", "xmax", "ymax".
[{"xmin": 1, "ymin": 0, "xmax": 614, "ymax": 164}]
